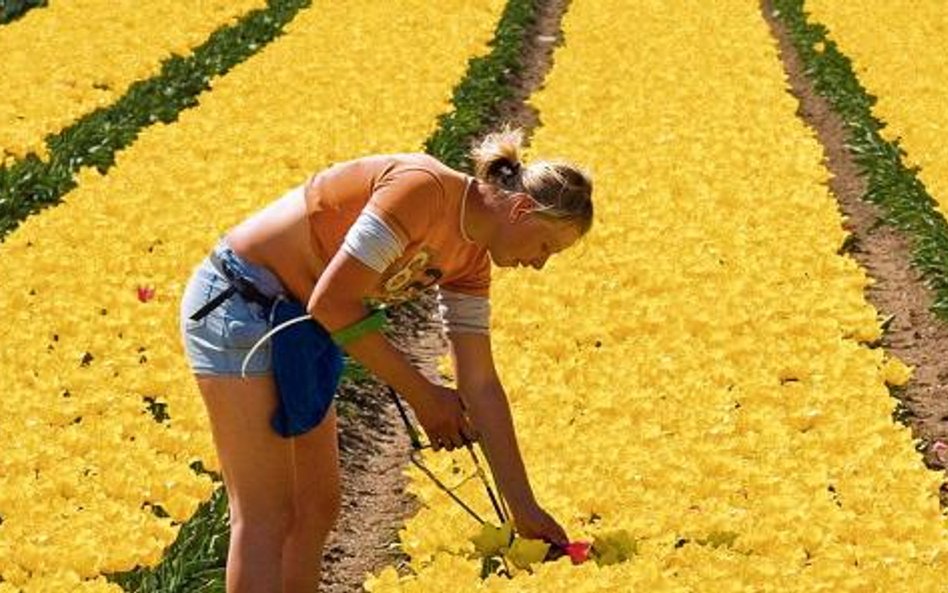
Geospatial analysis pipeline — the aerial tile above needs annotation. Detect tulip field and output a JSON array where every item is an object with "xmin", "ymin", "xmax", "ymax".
[
  {"xmin": 2, "ymin": 0, "xmax": 948, "ymax": 592},
  {"xmin": 0, "ymin": 0, "xmax": 508, "ymax": 589}
]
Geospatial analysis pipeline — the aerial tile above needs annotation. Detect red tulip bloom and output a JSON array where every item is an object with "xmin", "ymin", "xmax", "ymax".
[
  {"xmin": 563, "ymin": 541, "xmax": 592, "ymax": 565},
  {"xmin": 137, "ymin": 285, "xmax": 156, "ymax": 303}
]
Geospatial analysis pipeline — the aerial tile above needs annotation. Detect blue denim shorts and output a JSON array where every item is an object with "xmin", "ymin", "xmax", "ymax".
[{"xmin": 179, "ymin": 240, "xmax": 286, "ymax": 376}]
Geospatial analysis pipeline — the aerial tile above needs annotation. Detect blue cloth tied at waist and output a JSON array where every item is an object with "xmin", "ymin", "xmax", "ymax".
[{"xmin": 268, "ymin": 299, "xmax": 344, "ymax": 437}]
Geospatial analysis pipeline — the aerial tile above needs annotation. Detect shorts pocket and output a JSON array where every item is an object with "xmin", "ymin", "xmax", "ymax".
[{"xmin": 219, "ymin": 296, "xmax": 271, "ymax": 350}]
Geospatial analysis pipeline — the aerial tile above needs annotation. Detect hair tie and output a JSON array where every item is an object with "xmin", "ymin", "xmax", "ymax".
[{"xmin": 498, "ymin": 160, "xmax": 521, "ymax": 185}]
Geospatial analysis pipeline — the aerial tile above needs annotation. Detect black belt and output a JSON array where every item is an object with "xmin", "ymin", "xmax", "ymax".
[{"xmin": 189, "ymin": 251, "xmax": 276, "ymax": 321}]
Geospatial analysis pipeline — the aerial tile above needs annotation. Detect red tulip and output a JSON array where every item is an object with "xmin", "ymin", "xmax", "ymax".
[
  {"xmin": 563, "ymin": 541, "xmax": 592, "ymax": 565},
  {"xmin": 137, "ymin": 285, "xmax": 156, "ymax": 303}
]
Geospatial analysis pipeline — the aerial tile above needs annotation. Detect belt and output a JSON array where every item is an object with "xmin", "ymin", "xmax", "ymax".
[{"xmin": 189, "ymin": 250, "xmax": 277, "ymax": 321}]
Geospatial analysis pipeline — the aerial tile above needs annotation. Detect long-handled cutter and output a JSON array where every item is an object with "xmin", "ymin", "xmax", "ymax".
[
  {"xmin": 387, "ymin": 386, "xmax": 592, "ymax": 569},
  {"xmin": 387, "ymin": 386, "xmax": 508, "ymax": 526}
]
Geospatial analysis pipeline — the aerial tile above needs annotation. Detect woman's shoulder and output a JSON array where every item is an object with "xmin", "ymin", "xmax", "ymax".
[
  {"xmin": 391, "ymin": 153, "xmax": 472, "ymax": 198},
  {"xmin": 319, "ymin": 152, "xmax": 456, "ymax": 179},
  {"xmin": 386, "ymin": 152, "xmax": 460, "ymax": 177},
  {"xmin": 311, "ymin": 153, "xmax": 466, "ymax": 211}
]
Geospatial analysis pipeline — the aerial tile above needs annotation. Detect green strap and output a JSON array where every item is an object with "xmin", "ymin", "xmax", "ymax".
[{"xmin": 331, "ymin": 309, "xmax": 388, "ymax": 346}]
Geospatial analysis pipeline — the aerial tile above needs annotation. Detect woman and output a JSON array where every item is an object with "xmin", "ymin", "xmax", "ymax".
[{"xmin": 179, "ymin": 127, "xmax": 593, "ymax": 592}]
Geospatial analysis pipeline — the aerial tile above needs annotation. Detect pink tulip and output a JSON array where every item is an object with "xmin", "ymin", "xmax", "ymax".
[{"xmin": 932, "ymin": 441, "xmax": 948, "ymax": 465}]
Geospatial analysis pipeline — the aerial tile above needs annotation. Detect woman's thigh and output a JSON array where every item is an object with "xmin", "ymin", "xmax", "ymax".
[
  {"xmin": 290, "ymin": 405, "xmax": 342, "ymax": 528},
  {"xmin": 196, "ymin": 374, "xmax": 295, "ymax": 527}
]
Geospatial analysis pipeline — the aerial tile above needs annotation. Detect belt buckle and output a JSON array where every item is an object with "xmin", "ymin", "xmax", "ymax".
[
  {"xmin": 213, "ymin": 249, "xmax": 275, "ymax": 310},
  {"xmin": 231, "ymin": 270, "xmax": 274, "ymax": 310}
]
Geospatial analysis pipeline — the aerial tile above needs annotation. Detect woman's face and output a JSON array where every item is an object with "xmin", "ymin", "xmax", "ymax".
[{"xmin": 488, "ymin": 194, "xmax": 582, "ymax": 270}]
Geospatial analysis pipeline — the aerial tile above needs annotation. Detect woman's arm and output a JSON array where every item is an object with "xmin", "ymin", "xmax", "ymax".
[
  {"xmin": 449, "ymin": 331, "xmax": 568, "ymax": 545},
  {"xmin": 308, "ymin": 251, "xmax": 472, "ymax": 450}
]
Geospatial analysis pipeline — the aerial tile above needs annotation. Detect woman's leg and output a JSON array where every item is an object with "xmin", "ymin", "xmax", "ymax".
[
  {"xmin": 196, "ymin": 374, "xmax": 295, "ymax": 593},
  {"xmin": 282, "ymin": 405, "xmax": 342, "ymax": 592}
]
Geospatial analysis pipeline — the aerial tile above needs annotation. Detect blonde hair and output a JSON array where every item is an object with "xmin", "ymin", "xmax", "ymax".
[{"xmin": 470, "ymin": 126, "xmax": 594, "ymax": 235}]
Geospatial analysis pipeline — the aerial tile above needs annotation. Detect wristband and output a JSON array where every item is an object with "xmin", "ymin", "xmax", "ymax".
[{"xmin": 331, "ymin": 309, "xmax": 388, "ymax": 346}]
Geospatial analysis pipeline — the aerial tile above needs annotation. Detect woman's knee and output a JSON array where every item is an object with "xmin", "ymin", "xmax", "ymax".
[
  {"xmin": 230, "ymin": 500, "xmax": 295, "ymax": 545},
  {"xmin": 292, "ymin": 486, "xmax": 341, "ymax": 537},
  {"xmin": 288, "ymin": 407, "xmax": 342, "ymax": 537}
]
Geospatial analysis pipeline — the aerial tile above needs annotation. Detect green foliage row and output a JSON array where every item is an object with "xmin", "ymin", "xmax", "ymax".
[
  {"xmin": 773, "ymin": 0, "xmax": 948, "ymax": 320},
  {"xmin": 424, "ymin": 0, "xmax": 540, "ymax": 171},
  {"xmin": 107, "ymin": 488, "xmax": 229, "ymax": 593},
  {"xmin": 0, "ymin": 0, "xmax": 312, "ymax": 241},
  {"xmin": 0, "ymin": 0, "xmax": 46, "ymax": 25},
  {"xmin": 106, "ymin": 0, "xmax": 543, "ymax": 591}
]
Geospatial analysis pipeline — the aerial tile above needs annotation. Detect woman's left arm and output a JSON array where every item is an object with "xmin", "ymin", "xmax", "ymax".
[{"xmin": 449, "ymin": 331, "xmax": 568, "ymax": 545}]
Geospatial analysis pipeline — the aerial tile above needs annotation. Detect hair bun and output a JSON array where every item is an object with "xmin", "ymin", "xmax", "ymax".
[
  {"xmin": 498, "ymin": 161, "xmax": 520, "ymax": 180},
  {"xmin": 469, "ymin": 125, "xmax": 525, "ymax": 189},
  {"xmin": 489, "ymin": 159, "xmax": 521, "ymax": 189}
]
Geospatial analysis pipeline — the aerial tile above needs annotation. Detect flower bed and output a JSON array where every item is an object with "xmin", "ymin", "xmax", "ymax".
[
  {"xmin": 0, "ymin": 0, "xmax": 46, "ymax": 25},
  {"xmin": 0, "ymin": 0, "xmax": 311, "ymax": 240},
  {"xmin": 775, "ymin": 0, "xmax": 948, "ymax": 320},
  {"xmin": 804, "ymin": 1, "xmax": 948, "ymax": 219}
]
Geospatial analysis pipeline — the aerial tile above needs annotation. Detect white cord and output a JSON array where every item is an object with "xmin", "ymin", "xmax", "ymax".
[
  {"xmin": 240, "ymin": 313, "xmax": 313, "ymax": 378},
  {"xmin": 459, "ymin": 175, "xmax": 475, "ymax": 244}
]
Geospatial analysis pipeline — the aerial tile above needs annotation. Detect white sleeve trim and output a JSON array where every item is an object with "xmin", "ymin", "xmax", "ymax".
[
  {"xmin": 342, "ymin": 210, "xmax": 405, "ymax": 273},
  {"xmin": 437, "ymin": 288, "xmax": 490, "ymax": 335}
]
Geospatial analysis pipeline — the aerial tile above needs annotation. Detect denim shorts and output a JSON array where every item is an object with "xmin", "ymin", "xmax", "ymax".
[{"xmin": 179, "ymin": 240, "xmax": 286, "ymax": 376}]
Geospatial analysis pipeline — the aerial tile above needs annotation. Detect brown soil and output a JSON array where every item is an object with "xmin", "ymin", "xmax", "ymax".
[
  {"xmin": 318, "ymin": 298, "xmax": 445, "ymax": 592},
  {"xmin": 317, "ymin": 2, "xmax": 571, "ymax": 591},
  {"xmin": 470, "ymin": 0, "xmax": 572, "ymax": 151},
  {"xmin": 762, "ymin": 3, "xmax": 948, "ymax": 495}
]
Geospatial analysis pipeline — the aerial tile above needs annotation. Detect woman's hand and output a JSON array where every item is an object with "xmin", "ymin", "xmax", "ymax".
[
  {"xmin": 512, "ymin": 502, "xmax": 569, "ymax": 548},
  {"xmin": 413, "ymin": 384, "xmax": 476, "ymax": 451}
]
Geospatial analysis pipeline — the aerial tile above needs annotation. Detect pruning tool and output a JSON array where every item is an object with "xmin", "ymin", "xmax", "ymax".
[
  {"xmin": 386, "ymin": 386, "xmax": 508, "ymax": 526},
  {"xmin": 387, "ymin": 386, "xmax": 591, "ymax": 568}
]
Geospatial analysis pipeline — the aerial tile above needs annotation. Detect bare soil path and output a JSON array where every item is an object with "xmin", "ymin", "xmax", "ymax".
[
  {"xmin": 762, "ymin": 2, "xmax": 948, "ymax": 496},
  {"xmin": 318, "ymin": 1, "xmax": 571, "ymax": 591}
]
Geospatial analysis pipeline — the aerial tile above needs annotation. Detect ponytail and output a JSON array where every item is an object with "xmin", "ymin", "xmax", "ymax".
[
  {"xmin": 469, "ymin": 125, "xmax": 594, "ymax": 236},
  {"xmin": 470, "ymin": 126, "xmax": 525, "ymax": 191}
]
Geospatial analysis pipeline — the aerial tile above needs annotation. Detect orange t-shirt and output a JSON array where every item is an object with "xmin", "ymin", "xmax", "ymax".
[{"xmin": 305, "ymin": 153, "xmax": 491, "ymax": 303}]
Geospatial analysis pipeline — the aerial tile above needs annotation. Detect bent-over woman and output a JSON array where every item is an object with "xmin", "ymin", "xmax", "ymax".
[{"xmin": 179, "ymin": 127, "xmax": 593, "ymax": 592}]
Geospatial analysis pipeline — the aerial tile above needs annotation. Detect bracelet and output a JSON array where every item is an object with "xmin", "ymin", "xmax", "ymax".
[{"xmin": 331, "ymin": 308, "xmax": 388, "ymax": 346}]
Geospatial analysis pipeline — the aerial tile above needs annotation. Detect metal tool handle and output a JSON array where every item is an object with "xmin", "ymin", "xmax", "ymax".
[
  {"xmin": 387, "ymin": 385, "xmax": 512, "ymax": 526},
  {"xmin": 387, "ymin": 386, "xmax": 423, "ymax": 449}
]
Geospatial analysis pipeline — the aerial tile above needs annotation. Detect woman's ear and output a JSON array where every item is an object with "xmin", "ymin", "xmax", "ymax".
[{"xmin": 507, "ymin": 192, "xmax": 541, "ymax": 223}]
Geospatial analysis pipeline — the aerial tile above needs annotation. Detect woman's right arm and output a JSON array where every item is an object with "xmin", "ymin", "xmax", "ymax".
[
  {"xmin": 307, "ymin": 250, "xmax": 473, "ymax": 450},
  {"xmin": 447, "ymin": 330, "xmax": 569, "ymax": 546}
]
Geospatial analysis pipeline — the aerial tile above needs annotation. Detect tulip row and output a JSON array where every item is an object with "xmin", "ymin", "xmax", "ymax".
[
  {"xmin": 366, "ymin": 0, "xmax": 948, "ymax": 591},
  {"xmin": 805, "ymin": 0, "xmax": 948, "ymax": 219},
  {"xmin": 775, "ymin": 0, "xmax": 948, "ymax": 321},
  {"xmin": 0, "ymin": 1, "xmax": 507, "ymax": 590},
  {"xmin": 0, "ymin": 0, "xmax": 266, "ymax": 164}
]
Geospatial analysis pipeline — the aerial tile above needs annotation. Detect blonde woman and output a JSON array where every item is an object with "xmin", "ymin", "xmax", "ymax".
[{"xmin": 179, "ymin": 127, "xmax": 593, "ymax": 592}]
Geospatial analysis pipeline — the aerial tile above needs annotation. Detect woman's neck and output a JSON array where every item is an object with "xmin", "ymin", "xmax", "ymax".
[{"xmin": 461, "ymin": 179, "xmax": 497, "ymax": 247}]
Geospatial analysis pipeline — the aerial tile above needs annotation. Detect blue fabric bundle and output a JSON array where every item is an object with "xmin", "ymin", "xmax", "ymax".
[{"xmin": 269, "ymin": 299, "xmax": 344, "ymax": 437}]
